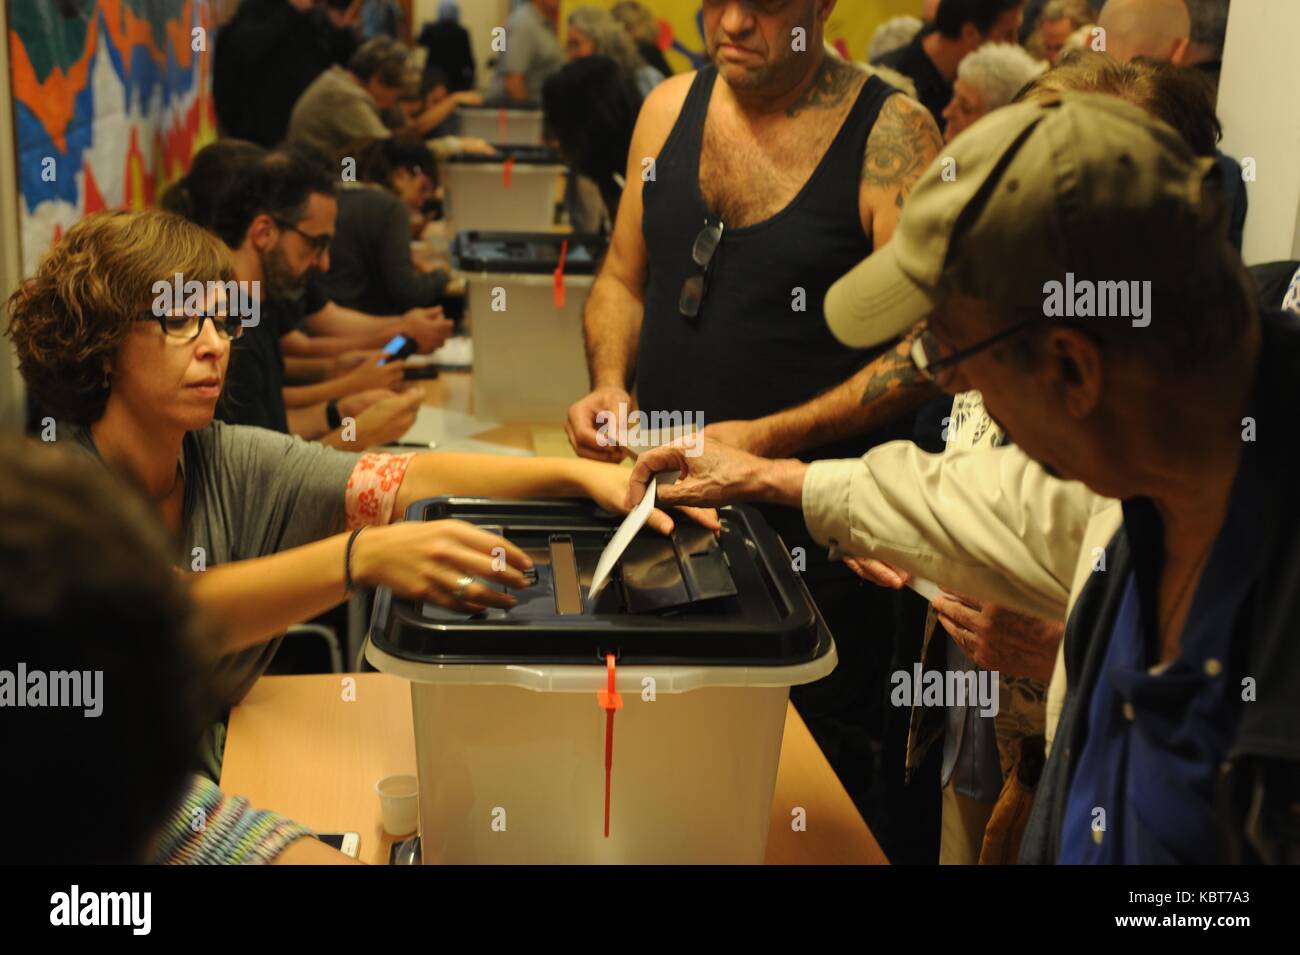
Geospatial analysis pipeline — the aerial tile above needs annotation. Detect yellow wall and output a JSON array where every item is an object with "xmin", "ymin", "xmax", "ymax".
[{"xmin": 561, "ymin": 0, "xmax": 923, "ymax": 72}]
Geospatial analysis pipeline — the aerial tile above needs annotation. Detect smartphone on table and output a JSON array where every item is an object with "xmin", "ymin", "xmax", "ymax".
[{"xmin": 316, "ymin": 832, "xmax": 360, "ymax": 858}]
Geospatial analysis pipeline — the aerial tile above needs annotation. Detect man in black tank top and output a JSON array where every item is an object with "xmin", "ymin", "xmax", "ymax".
[{"xmin": 563, "ymin": 1, "xmax": 944, "ymax": 857}]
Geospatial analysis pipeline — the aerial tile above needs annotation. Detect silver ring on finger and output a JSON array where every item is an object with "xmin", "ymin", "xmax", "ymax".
[{"xmin": 453, "ymin": 574, "xmax": 474, "ymax": 600}]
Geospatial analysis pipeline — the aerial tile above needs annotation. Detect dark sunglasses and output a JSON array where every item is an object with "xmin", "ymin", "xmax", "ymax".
[
  {"xmin": 272, "ymin": 218, "xmax": 332, "ymax": 255},
  {"xmin": 137, "ymin": 312, "xmax": 245, "ymax": 341},
  {"xmin": 679, "ymin": 218, "xmax": 724, "ymax": 320},
  {"xmin": 910, "ymin": 315, "xmax": 1040, "ymax": 385}
]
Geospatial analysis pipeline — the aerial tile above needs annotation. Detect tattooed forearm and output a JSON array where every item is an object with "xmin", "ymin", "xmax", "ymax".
[
  {"xmin": 787, "ymin": 54, "xmax": 865, "ymax": 117},
  {"xmin": 862, "ymin": 94, "xmax": 944, "ymax": 208},
  {"xmin": 860, "ymin": 329, "xmax": 931, "ymax": 406}
]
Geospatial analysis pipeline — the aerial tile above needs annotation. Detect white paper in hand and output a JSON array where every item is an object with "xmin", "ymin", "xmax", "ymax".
[
  {"xmin": 586, "ymin": 476, "xmax": 658, "ymax": 608},
  {"xmin": 907, "ymin": 577, "xmax": 942, "ymax": 602}
]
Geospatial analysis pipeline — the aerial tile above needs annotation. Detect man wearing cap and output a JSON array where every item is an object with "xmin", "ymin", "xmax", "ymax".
[
  {"xmin": 564, "ymin": 0, "xmax": 944, "ymax": 836},
  {"xmin": 287, "ymin": 37, "xmax": 483, "ymax": 157},
  {"xmin": 627, "ymin": 91, "xmax": 1298, "ymax": 863}
]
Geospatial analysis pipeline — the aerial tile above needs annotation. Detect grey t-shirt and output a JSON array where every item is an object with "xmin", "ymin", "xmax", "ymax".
[
  {"xmin": 287, "ymin": 65, "xmax": 391, "ymax": 157},
  {"xmin": 487, "ymin": 2, "xmax": 563, "ymax": 103},
  {"xmin": 69, "ymin": 421, "xmax": 360, "ymax": 706}
]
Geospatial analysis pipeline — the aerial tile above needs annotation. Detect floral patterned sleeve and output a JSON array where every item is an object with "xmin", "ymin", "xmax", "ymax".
[{"xmin": 344, "ymin": 452, "xmax": 417, "ymax": 529}]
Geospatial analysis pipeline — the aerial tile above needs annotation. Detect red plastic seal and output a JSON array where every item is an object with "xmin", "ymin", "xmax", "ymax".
[
  {"xmin": 553, "ymin": 239, "xmax": 569, "ymax": 309},
  {"xmin": 596, "ymin": 652, "xmax": 622, "ymax": 838}
]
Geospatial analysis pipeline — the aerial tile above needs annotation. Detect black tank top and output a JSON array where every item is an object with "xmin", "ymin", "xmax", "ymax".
[
  {"xmin": 638, "ymin": 66, "xmax": 910, "ymax": 567},
  {"xmin": 638, "ymin": 65, "xmax": 905, "ymax": 463}
]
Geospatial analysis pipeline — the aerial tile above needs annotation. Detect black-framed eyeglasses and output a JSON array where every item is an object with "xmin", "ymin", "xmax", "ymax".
[
  {"xmin": 679, "ymin": 218, "xmax": 724, "ymax": 320},
  {"xmin": 137, "ymin": 312, "xmax": 245, "ymax": 341},
  {"xmin": 272, "ymin": 218, "xmax": 332, "ymax": 255},
  {"xmin": 911, "ymin": 315, "xmax": 1040, "ymax": 385}
]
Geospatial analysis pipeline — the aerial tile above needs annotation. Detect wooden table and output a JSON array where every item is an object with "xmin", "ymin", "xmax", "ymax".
[
  {"xmin": 220, "ymin": 673, "xmax": 887, "ymax": 865},
  {"xmin": 409, "ymin": 368, "xmax": 576, "ymax": 457}
]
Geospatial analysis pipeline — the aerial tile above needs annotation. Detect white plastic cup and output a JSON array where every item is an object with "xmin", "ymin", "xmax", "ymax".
[{"xmin": 376, "ymin": 774, "xmax": 419, "ymax": 836}]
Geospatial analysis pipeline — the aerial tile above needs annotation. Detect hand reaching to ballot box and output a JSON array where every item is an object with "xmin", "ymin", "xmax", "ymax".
[
  {"xmin": 566, "ymin": 386, "xmax": 636, "ymax": 464},
  {"xmin": 350, "ymin": 519, "xmax": 533, "ymax": 614},
  {"xmin": 580, "ymin": 459, "xmax": 721, "ymax": 537},
  {"xmin": 626, "ymin": 436, "xmax": 805, "ymax": 512}
]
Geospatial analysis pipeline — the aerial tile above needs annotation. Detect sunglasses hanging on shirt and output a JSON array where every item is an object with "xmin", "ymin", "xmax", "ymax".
[{"xmin": 679, "ymin": 218, "xmax": 724, "ymax": 320}]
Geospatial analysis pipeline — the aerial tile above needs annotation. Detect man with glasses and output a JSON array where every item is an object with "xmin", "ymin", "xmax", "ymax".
[
  {"xmin": 626, "ymin": 92, "xmax": 1299, "ymax": 863},
  {"xmin": 565, "ymin": 0, "xmax": 943, "ymax": 841},
  {"xmin": 182, "ymin": 143, "xmax": 428, "ymax": 448}
]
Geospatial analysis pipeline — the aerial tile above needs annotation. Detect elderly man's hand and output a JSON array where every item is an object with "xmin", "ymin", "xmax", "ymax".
[
  {"xmin": 701, "ymin": 419, "xmax": 777, "ymax": 456},
  {"xmin": 932, "ymin": 590, "xmax": 1064, "ymax": 682},
  {"xmin": 625, "ymin": 438, "xmax": 807, "ymax": 511}
]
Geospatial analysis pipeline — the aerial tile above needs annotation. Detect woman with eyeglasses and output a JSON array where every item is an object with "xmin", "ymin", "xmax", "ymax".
[
  {"xmin": 7, "ymin": 209, "xmax": 716, "ymax": 774},
  {"xmin": 317, "ymin": 134, "xmax": 453, "ymax": 317}
]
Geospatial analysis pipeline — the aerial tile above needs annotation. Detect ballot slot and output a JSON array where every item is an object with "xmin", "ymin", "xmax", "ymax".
[
  {"xmin": 548, "ymin": 535, "xmax": 585, "ymax": 616},
  {"xmin": 481, "ymin": 520, "xmax": 737, "ymax": 617},
  {"xmin": 432, "ymin": 521, "xmax": 738, "ymax": 618}
]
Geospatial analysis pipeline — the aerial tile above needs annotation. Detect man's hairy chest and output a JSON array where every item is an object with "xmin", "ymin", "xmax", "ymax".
[{"xmin": 698, "ymin": 76, "xmax": 865, "ymax": 229}]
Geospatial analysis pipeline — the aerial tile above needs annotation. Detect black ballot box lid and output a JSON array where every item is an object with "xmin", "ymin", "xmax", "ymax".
[
  {"xmin": 368, "ymin": 497, "xmax": 830, "ymax": 667},
  {"xmin": 451, "ymin": 231, "xmax": 607, "ymax": 275},
  {"xmin": 447, "ymin": 143, "xmax": 562, "ymax": 165}
]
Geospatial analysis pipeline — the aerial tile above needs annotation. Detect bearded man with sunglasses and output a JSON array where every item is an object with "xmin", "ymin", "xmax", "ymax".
[{"xmin": 564, "ymin": 0, "xmax": 943, "ymax": 833}]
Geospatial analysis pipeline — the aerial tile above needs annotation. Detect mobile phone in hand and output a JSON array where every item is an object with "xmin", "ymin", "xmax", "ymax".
[{"xmin": 380, "ymin": 334, "xmax": 419, "ymax": 365}]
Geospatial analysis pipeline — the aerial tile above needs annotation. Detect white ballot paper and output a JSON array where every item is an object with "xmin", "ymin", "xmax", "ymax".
[
  {"xmin": 585, "ymin": 472, "xmax": 678, "ymax": 609},
  {"xmin": 907, "ymin": 577, "xmax": 942, "ymax": 602}
]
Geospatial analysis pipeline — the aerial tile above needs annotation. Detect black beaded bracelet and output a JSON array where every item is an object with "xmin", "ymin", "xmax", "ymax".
[{"xmin": 344, "ymin": 526, "xmax": 365, "ymax": 593}]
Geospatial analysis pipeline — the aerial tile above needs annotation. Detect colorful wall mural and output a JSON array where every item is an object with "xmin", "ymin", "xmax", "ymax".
[{"xmin": 8, "ymin": 0, "xmax": 216, "ymax": 274}]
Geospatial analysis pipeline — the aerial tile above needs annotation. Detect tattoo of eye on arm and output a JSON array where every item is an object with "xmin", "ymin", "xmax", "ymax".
[
  {"xmin": 786, "ymin": 56, "xmax": 864, "ymax": 117},
  {"xmin": 862, "ymin": 94, "xmax": 944, "ymax": 209},
  {"xmin": 860, "ymin": 329, "xmax": 930, "ymax": 406}
]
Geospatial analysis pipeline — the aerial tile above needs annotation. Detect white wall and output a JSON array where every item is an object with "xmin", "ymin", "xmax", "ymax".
[
  {"xmin": 413, "ymin": 0, "xmax": 512, "ymax": 91},
  {"xmin": 1217, "ymin": 0, "xmax": 1300, "ymax": 264}
]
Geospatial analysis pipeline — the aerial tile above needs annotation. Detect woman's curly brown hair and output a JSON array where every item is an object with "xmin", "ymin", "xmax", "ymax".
[{"xmin": 6, "ymin": 208, "xmax": 234, "ymax": 425}]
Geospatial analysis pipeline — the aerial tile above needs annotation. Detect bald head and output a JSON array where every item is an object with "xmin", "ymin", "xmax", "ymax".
[{"xmin": 1099, "ymin": 0, "xmax": 1191, "ymax": 63}]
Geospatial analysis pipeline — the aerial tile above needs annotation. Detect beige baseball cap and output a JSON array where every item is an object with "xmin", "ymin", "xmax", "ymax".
[{"xmin": 824, "ymin": 91, "xmax": 1217, "ymax": 348}]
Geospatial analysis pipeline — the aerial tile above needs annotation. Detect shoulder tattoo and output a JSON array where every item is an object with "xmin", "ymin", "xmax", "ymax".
[{"xmin": 862, "ymin": 94, "xmax": 944, "ymax": 208}]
